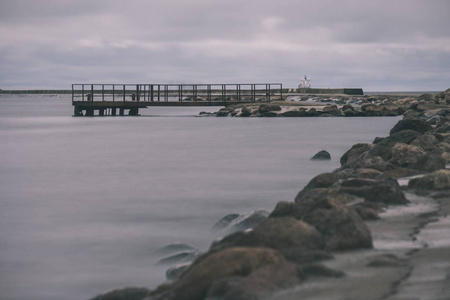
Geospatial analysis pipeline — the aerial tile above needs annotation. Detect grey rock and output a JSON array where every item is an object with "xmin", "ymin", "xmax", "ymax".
[{"xmin": 311, "ymin": 150, "xmax": 331, "ymax": 160}]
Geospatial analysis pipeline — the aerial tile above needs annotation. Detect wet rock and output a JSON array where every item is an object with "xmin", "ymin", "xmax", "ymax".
[
  {"xmin": 408, "ymin": 169, "xmax": 450, "ymax": 190},
  {"xmin": 282, "ymin": 110, "xmax": 306, "ymax": 117},
  {"xmin": 342, "ymin": 104, "xmax": 354, "ymax": 111},
  {"xmin": 389, "ymin": 143, "xmax": 426, "ymax": 168},
  {"xmin": 353, "ymin": 168, "xmax": 383, "ymax": 179},
  {"xmin": 375, "ymin": 130, "xmax": 422, "ymax": 146},
  {"xmin": 258, "ymin": 111, "xmax": 278, "ymax": 117},
  {"xmin": 300, "ymin": 264, "xmax": 345, "ymax": 278},
  {"xmin": 302, "ymin": 202, "xmax": 373, "ymax": 250},
  {"xmin": 228, "ymin": 210, "xmax": 269, "ymax": 232},
  {"xmin": 341, "ymin": 179, "xmax": 408, "ymax": 205},
  {"xmin": 351, "ymin": 202, "xmax": 383, "ymax": 220},
  {"xmin": 210, "ymin": 217, "xmax": 326, "ymax": 260},
  {"xmin": 211, "ymin": 213, "xmax": 240, "ymax": 231},
  {"xmin": 341, "ymin": 178, "xmax": 378, "ymax": 188},
  {"xmin": 322, "ymin": 104, "xmax": 342, "ymax": 116},
  {"xmin": 205, "ymin": 261, "xmax": 301, "ymax": 300},
  {"xmin": 199, "ymin": 111, "xmax": 212, "ymax": 116},
  {"xmin": 306, "ymin": 107, "xmax": 319, "ymax": 116},
  {"xmin": 414, "ymin": 153, "xmax": 446, "ymax": 172},
  {"xmin": 240, "ymin": 107, "xmax": 252, "ymax": 117},
  {"xmin": 89, "ymin": 287, "xmax": 150, "ymax": 300},
  {"xmin": 418, "ymin": 93, "xmax": 434, "ymax": 102},
  {"xmin": 156, "ymin": 250, "xmax": 201, "ymax": 266},
  {"xmin": 291, "ymin": 189, "xmax": 373, "ymax": 250},
  {"xmin": 299, "ymin": 172, "xmax": 340, "ymax": 194},
  {"xmin": 367, "ymin": 254, "xmax": 407, "ymax": 267},
  {"xmin": 411, "ymin": 133, "xmax": 442, "ymax": 153},
  {"xmin": 389, "ymin": 119, "xmax": 433, "ymax": 135},
  {"xmin": 166, "ymin": 247, "xmax": 287, "ymax": 300},
  {"xmin": 258, "ymin": 104, "xmax": 281, "ymax": 113},
  {"xmin": 343, "ymin": 109, "xmax": 358, "ymax": 116},
  {"xmin": 311, "ymin": 150, "xmax": 331, "ymax": 160},
  {"xmin": 295, "ymin": 187, "xmax": 353, "ymax": 205},
  {"xmin": 166, "ymin": 264, "xmax": 190, "ymax": 281},
  {"xmin": 154, "ymin": 243, "xmax": 197, "ymax": 256},
  {"xmin": 340, "ymin": 143, "xmax": 372, "ymax": 167}
]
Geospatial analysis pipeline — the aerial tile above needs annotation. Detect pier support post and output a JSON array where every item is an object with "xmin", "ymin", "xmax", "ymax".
[
  {"xmin": 111, "ymin": 108, "xmax": 117, "ymax": 116},
  {"xmin": 86, "ymin": 108, "xmax": 94, "ymax": 116},
  {"xmin": 120, "ymin": 108, "xmax": 125, "ymax": 116},
  {"xmin": 129, "ymin": 107, "xmax": 139, "ymax": 116},
  {"xmin": 99, "ymin": 109, "xmax": 104, "ymax": 116},
  {"xmin": 74, "ymin": 106, "xmax": 83, "ymax": 116}
]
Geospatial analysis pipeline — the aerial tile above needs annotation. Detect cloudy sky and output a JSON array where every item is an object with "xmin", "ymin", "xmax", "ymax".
[{"xmin": 1, "ymin": 0, "xmax": 449, "ymax": 91}]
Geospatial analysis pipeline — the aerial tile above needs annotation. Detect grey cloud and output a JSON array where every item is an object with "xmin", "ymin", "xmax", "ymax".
[{"xmin": 0, "ymin": 0, "xmax": 449, "ymax": 90}]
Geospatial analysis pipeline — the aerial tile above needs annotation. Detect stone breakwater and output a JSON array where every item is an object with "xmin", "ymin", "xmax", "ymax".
[
  {"xmin": 207, "ymin": 91, "xmax": 450, "ymax": 118},
  {"xmin": 90, "ymin": 89, "xmax": 450, "ymax": 300}
]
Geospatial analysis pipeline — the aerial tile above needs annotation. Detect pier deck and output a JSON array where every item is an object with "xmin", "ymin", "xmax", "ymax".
[{"xmin": 72, "ymin": 83, "xmax": 283, "ymax": 116}]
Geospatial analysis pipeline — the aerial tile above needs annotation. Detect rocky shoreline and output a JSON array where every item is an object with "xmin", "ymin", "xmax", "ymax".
[{"xmin": 90, "ymin": 89, "xmax": 450, "ymax": 300}]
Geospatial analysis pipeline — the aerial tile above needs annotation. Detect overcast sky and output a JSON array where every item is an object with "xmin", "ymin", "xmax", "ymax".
[{"xmin": 1, "ymin": 0, "xmax": 449, "ymax": 91}]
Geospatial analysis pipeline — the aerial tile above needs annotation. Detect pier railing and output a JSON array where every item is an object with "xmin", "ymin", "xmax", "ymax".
[{"xmin": 72, "ymin": 83, "xmax": 283, "ymax": 104}]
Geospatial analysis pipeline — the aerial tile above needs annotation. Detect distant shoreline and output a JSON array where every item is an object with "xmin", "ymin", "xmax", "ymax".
[
  {"xmin": 0, "ymin": 90, "xmax": 72, "ymax": 94},
  {"xmin": 0, "ymin": 90, "xmax": 440, "ymax": 96}
]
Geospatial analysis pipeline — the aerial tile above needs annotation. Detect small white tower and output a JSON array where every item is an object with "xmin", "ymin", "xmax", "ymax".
[{"xmin": 298, "ymin": 75, "xmax": 311, "ymax": 89}]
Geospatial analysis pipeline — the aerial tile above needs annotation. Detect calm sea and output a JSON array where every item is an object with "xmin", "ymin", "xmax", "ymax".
[{"xmin": 0, "ymin": 95, "xmax": 401, "ymax": 300}]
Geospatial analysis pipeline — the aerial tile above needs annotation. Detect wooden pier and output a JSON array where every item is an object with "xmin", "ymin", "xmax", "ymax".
[{"xmin": 72, "ymin": 83, "xmax": 283, "ymax": 116}]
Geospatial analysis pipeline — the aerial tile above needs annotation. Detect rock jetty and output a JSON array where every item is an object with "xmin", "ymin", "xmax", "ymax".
[
  {"xmin": 208, "ymin": 91, "xmax": 450, "ymax": 118},
  {"xmin": 89, "ymin": 88, "xmax": 450, "ymax": 300}
]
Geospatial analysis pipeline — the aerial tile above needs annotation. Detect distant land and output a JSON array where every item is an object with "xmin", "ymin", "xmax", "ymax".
[{"xmin": 0, "ymin": 89, "xmax": 442, "ymax": 96}]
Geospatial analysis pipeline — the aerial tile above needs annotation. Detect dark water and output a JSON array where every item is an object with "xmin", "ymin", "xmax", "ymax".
[{"xmin": 0, "ymin": 95, "xmax": 401, "ymax": 300}]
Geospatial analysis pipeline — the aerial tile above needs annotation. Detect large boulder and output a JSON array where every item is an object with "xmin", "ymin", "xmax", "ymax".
[
  {"xmin": 210, "ymin": 217, "xmax": 326, "ymax": 260},
  {"xmin": 340, "ymin": 179, "xmax": 409, "ymax": 205},
  {"xmin": 167, "ymin": 247, "xmax": 287, "ymax": 300},
  {"xmin": 301, "ymin": 202, "xmax": 373, "ymax": 250},
  {"xmin": 258, "ymin": 104, "xmax": 281, "ymax": 113},
  {"xmin": 295, "ymin": 172, "xmax": 339, "ymax": 199},
  {"xmin": 410, "ymin": 133, "xmax": 442, "ymax": 153},
  {"xmin": 414, "ymin": 153, "xmax": 446, "ymax": 172},
  {"xmin": 282, "ymin": 110, "xmax": 306, "ymax": 117},
  {"xmin": 322, "ymin": 104, "xmax": 342, "ymax": 116},
  {"xmin": 340, "ymin": 143, "xmax": 372, "ymax": 167},
  {"xmin": 205, "ymin": 261, "xmax": 301, "ymax": 300},
  {"xmin": 290, "ymin": 189, "xmax": 373, "ymax": 250},
  {"xmin": 388, "ymin": 143, "xmax": 426, "ymax": 168},
  {"xmin": 408, "ymin": 169, "xmax": 450, "ymax": 190},
  {"xmin": 389, "ymin": 119, "xmax": 433, "ymax": 135}
]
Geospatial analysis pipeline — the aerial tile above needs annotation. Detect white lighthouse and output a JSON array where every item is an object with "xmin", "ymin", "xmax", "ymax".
[{"xmin": 298, "ymin": 75, "xmax": 311, "ymax": 89}]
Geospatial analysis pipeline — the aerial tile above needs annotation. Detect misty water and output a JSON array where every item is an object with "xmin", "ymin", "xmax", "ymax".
[{"xmin": 0, "ymin": 95, "xmax": 401, "ymax": 300}]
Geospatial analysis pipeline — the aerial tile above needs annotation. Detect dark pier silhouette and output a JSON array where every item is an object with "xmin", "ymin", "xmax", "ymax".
[{"xmin": 72, "ymin": 83, "xmax": 283, "ymax": 116}]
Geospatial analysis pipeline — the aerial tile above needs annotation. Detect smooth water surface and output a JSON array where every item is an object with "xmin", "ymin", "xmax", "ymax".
[{"xmin": 0, "ymin": 95, "xmax": 401, "ymax": 300}]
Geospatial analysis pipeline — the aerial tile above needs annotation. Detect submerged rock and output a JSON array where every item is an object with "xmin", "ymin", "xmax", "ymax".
[
  {"xmin": 154, "ymin": 243, "xmax": 197, "ymax": 256},
  {"xmin": 89, "ymin": 287, "xmax": 150, "ymax": 300},
  {"xmin": 211, "ymin": 213, "xmax": 240, "ymax": 231},
  {"xmin": 211, "ymin": 210, "xmax": 270, "ymax": 234},
  {"xmin": 156, "ymin": 250, "xmax": 201, "ymax": 266}
]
